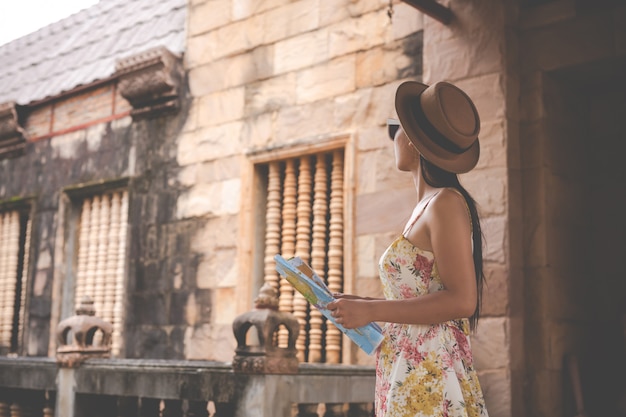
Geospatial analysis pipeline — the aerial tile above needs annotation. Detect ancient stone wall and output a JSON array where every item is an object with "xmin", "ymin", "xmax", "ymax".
[{"xmin": 0, "ymin": 78, "xmax": 198, "ymax": 359}]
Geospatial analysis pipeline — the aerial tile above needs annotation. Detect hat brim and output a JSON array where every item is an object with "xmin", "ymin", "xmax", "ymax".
[{"xmin": 395, "ymin": 81, "xmax": 480, "ymax": 174}]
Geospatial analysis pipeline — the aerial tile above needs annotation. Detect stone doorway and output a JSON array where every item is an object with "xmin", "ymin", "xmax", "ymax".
[{"xmin": 522, "ymin": 56, "xmax": 626, "ymax": 416}]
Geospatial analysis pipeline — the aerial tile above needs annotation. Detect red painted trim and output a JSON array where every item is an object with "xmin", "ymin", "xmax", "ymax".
[
  {"xmin": 112, "ymin": 82, "xmax": 117, "ymax": 114},
  {"xmin": 27, "ymin": 76, "xmax": 118, "ymax": 108},
  {"xmin": 28, "ymin": 111, "xmax": 132, "ymax": 142},
  {"xmin": 49, "ymin": 102, "xmax": 55, "ymax": 135}
]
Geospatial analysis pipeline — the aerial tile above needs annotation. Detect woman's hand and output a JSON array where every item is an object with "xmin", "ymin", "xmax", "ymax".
[
  {"xmin": 326, "ymin": 298, "xmax": 374, "ymax": 329},
  {"xmin": 332, "ymin": 292, "xmax": 367, "ymax": 300}
]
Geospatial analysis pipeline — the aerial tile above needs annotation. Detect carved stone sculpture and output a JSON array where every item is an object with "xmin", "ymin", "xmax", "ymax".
[
  {"xmin": 232, "ymin": 283, "xmax": 300, "ymax": 374},
  {"xmin": 56, "ymin": 296, "xmax": 113, "ymax": 367},
  {"xmin": 115, "ymin": 46, "xmax": 183, "ymax": 120},
  {"xmin": 0, "ymin": 101, "xmax": 26, "ymax": 158}
]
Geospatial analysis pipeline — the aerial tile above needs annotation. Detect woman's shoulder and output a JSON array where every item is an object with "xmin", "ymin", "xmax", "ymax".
[
  {"xmin": 431, "ymin": 187, "xmax": 466, "ymax": 207},
  {"xmin": 428, "ymin": 188, "xmax": 470, "ymax": 224}
]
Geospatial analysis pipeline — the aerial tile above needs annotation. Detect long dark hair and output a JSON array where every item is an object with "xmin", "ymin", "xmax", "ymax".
[{"xmin": 420, "ymin": 156, "xmax": 484, "ymax": 331}]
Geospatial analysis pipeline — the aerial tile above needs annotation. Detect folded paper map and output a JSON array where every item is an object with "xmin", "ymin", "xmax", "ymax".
[{"xmin": 274, "ymin": 254, "xmax": 384, "ymax": 355}]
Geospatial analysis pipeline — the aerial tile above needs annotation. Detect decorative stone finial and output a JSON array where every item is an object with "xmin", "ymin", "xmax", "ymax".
[
  {"xmin": 115, "ymin": 46, "xmax": 183, "ymax": 120},
  {"xmin": 55, "ymin": 296, "xmax": 113, "ymax": 367},
  {"xmin": 254, "ymin": 282, "xmax": 279, "ymax": 310},
  {"xmin": 232, "ymin": 283, "xmax": 300, "ymax": 374},
  {"xmin": 0, "ymin": 101, "xmax": 26, "ymax": 159}
]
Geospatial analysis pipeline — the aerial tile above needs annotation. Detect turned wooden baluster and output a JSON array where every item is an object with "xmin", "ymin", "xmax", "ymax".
[
  {"xmin": 0, "ymin": 213, "xmax": 8, "ymax": 347},
  {"xmin": 112, "ymin": 191, "xmax": 128, "ymax": 355},
  {"xmin": 264, "ymin": 162, "xmax": 282, "ymax": 296},
  {"xmin": 294, "ymin": 156, "xmax": 313, "ymax": 361},
  {"xmin": 9, "ymin": 404, "xmax": 22, "ymax": 417},
  {"xmin": 277, "ymin": 159, "xmax": 297, "ymax": 348},
  {"xmin": 93, "ymin": 194, "xmax": 110, "ymax": 327},
  {"xmin": 84, "ymin": 196, "xmax": 100, "ymax": 311},
  {"xmin": 105, "ymin": 192, "xmax": 121, "ymax": 355},
  {"xmin": 17, "ymin": 217, "xmax": 31, "ymax": 350},
  {"xmin": 0, "ymin": 212, "xmax": 19, "ymax": 348},
  {"xmin": 309, "ymin": 154, "xmax": 329, "ymax": 363},
  {"xmin": 104, "ymin": 193, "xmax": 120, "ymax": 327},
  {"xmin": 9, "ymin": 402, "xmax": 37, "ymax": 417},
  {"xmin": 5, "ymin": 213, "xmax": 18, "ymax": 349},
  {"xmin": 75, "ymin": 199, "xmax": 91, "ymax": 305},
  {"xmin": 42, "ymin": 405, "xmax": 53, "ymax": 417},
  {"xmin": 326, "ymin": 150, "xmax": 344, "ymax": 364},
  {"xmin": 42, "ymin": 391, "xmax": 54, "ymax": 417}
]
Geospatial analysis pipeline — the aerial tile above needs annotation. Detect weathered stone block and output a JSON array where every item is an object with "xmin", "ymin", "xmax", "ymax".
[
  {"xmin": 390, "ymin": 2, "xmax": 424, "ymax": 41},
  {"xmin": 261, "ymin": 0, "xmax": 320, "ymax": 45},
  {"xmin": 232, "ymin": 0, "xmax": 290, "ymax": 21},
  {"xmin": 130, "ymin": 293, "xmax": 168, "ymax": 326},
  {"xmin": 189, "ymin": 46, "xmax": 274, "ymax": 95},
  {"xmin": 355, "ymin": 188, "xmax": 414, "ymax": 236},
  {"xmin": 481, "ymin": 263, "xmax": 508, "ymax": 316},
  {"xmin": 214, "ymin": 287, "xmax": 237, "ymax": 324},
  {"xmin": 475, "ymin": 120, "xmax": 506, "ymax": 170},
  {"xmin": 328, "ymin": 10, "xmax": 387, "ymax": 59},
  {"xmin": 479, "ymin": 369, "xmax": 512, "ymax": 417},
  {"xmin": 296, "ymin": 55, "xmax": 356, "ymax": 104},
  {"xmin": 472, "ymin": 316, "xmax": 509, "ymax": 371},
  {"xmin": 459, "ymin": 73, "xmax": 506, "ymax": 124},
  {"xmin": 177, "ymin": 122, "xmax": 244, "ymax": 166},
  {"xmin": 196, "ymin": 156, "xmax": 241, "ymax": 184},
  {"xmin": 176, "ymin": 179, "xmax": 241, "ymax": 219},
  {"xmin": 462, "ymin": 167, "xmax": 506, "ymax": 216},
  {"xmin": 189, "ymin": 0, "xmax": 232, "ymax": 36},
  {"xmin": 480, "ymin": 213, "xmax": 507, "ymax": 265},
  {"xmin": 170, "ymin": 290, "xmax": 191, "ymax": 325},
  {"xmin": 356, "ymin": 235, "xmax": 376, "ymax": 278},
  {"xmin": 245, "ymin": 73, "xmax": 297, "ymax": 115},
  {"xmin": 241, "ymin": 112, "xmax": 273, "ymax": 147},
  {"xmin": 274, "ymin": 100, "xmax": 335, "ymax": 143},
  {"xmin": 185, "ymin": 322, "xmax": 236, "ymax": 361},
  {"xmin": 198, "ymin": 88, "xmax": 245, "ymax": 127},
  {"xmin": 274, "ymin": 29, "xmax": 329, "ymax": 75}
]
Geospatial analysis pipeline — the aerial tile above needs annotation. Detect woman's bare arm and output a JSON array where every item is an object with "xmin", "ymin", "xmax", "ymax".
[{"xmin": 327, "ymin": 190, "xmax": 477, "ymax": 329}]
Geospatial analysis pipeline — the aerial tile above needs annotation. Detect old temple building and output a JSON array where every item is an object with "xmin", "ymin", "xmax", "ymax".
[{"xmin": 0, "ymin": 0, "xmax": 624, "ymax": 416}]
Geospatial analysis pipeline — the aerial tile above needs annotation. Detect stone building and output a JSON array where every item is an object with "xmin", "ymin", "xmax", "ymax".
[{"xmin": 0, "ymin": 0, "xmax": 624, "ymax": 416}]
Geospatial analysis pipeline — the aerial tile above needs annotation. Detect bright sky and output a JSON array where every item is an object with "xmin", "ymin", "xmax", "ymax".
[{"xmin": 0, "ymin": 0, "xmax": 99, "ymax": 46}]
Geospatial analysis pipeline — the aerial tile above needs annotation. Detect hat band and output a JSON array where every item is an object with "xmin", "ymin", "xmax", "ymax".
[{"xmin": 411, "ymin": 98, "xmax": 470, "ymax": 155}]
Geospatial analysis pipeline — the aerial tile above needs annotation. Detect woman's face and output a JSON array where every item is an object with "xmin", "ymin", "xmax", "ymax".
[{"xmin": 392, "ymin": 126, "xmax": 419, "ymax": 172}]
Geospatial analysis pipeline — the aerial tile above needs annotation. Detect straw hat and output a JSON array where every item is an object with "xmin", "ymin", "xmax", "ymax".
[{"xmin": 395, "ymin": 81, "xmax": 480, "ymax": 174}]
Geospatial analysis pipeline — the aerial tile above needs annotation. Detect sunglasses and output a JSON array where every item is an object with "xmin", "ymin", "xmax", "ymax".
[{"xmin": 387, "ymin": 118, "xmax": 400, "ymax": 141}]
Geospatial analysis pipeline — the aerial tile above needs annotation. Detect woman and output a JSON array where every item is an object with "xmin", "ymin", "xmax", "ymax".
[{"xmin": 327, "ymin": 81, "xmax": 489, "ymax": 416}]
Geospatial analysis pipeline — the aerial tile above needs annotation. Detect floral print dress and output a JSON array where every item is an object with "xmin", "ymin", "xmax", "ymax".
[{"xmin": 375, "ymin": 219, "xmax": 489, "ymax": 416}]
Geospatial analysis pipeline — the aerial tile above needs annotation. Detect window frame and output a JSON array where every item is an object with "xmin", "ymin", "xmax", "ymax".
[{"xmin": 240, "ymin": 134, "xmax": 356, "ymax": 363}]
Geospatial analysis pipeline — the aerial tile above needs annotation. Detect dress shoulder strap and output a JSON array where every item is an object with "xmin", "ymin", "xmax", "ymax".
[{"xmin": 402, "ymin": 190, "xmax": 440, "ymax": 236}]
